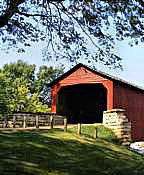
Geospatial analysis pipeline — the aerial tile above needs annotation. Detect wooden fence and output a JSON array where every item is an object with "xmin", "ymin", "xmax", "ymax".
[{"xmin": 0, "ymin": 112, "xmax": 64, "ymax": 129}]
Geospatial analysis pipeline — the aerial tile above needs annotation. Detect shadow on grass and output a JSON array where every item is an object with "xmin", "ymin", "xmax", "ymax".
[{"xmin": 0, "ymin": 129, "xmax": 143, "ymax": 175}]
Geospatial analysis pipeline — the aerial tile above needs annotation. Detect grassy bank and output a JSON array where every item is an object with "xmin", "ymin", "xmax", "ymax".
[{"xmin": 0, "ymin": 126, "xmax": 143, "ymax": 175}]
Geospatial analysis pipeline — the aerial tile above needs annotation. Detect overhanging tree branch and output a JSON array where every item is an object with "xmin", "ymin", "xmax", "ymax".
[
  {"xmin": 1, "ymin": 0, "xmax": 143, "ymax": 69},
  {"xmin": 59, "ymin": 2, "xmax": 122, "ymax": 63},
  {"xmin": 0, "ymin": 0, "xmax": 25, "ymax": 28},
  {"xmin": 16, "ymin": 11, "xmax": 49, "ymax": 18}
]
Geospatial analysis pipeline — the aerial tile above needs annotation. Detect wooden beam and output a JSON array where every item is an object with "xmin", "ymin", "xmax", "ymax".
[
  {"xmin": 94, "ymin": 127, "xmax": 98, "ymax": 139},
  {"xmin": 36, "ymin": 115, "xmax": 39, "ymax": 128},
  {"xmin": 77, "ymin": 123, "xmax": 81, "ymax": 135},
  {"xmin": 64, "ymin": 116, "xmax": 67, "ymax": 132},
  {"xmin": 3, "ymin": 116, "xmax": 8, "ymax": 128},
  {"xmin": 13, "ymin": 115, "xmax": 16, "ymax": 128},
  {"xmin": 50, "ymin": 116, "xmax": 54, "ymax": 129},
  {"xmin": 23, "ymin": 115, "xmax": 27, "ymax": 128}
]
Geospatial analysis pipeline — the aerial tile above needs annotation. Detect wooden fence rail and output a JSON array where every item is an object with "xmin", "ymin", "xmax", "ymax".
[{"xmin": 0, "ymin": 112, "xmax": 64, "ymax": 129}]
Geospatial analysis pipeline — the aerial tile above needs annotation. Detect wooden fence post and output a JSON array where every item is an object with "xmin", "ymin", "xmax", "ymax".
[
  {"xmin": 64, "ymin": 116, "xmax": 67, "ymax": 132},
  {"xmin": 94, "ymin": 127, "xmax": 98, "ymax": 139},
  {"xmin": 36, "ymin": 115, "xmax": 39, "ymax": 128},
  {"xmin": 50, "ymin": 115, "xmax": 54, "ymax": 129},
  {"xmin": 3, "ymin": 116, "xmax": 8, "ymax": 128},
  {"xmin": 23, "ymin": 116, "xmax": 27, "ymax": 128},
  {"xmin": 78, "ymin": 123, "xmax": 81, "ymax": 135},
  {"xmin": 13, "ymin": 115, "xmax": 16, "ymax": 128}
]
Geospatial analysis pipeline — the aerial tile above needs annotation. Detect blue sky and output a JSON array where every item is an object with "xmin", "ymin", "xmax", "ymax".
[{"xmin": 0, "ymin": 40, "xmax": 144, "ymax": 87}]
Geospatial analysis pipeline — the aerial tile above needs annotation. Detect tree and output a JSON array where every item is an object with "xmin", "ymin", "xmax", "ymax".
[
  {"xmin": 1, "ymin": 0, "xmax": 144, "ymax": 68},
  {"xmin": 2, "ymin": 60, "xmax": 36, "ymax": 93},
  {"xmin": 0, "ymin": 72, "xmax": 11, "ymax": 117},
  {"xmin": 0, "ymin": 60, "xmax": 36, "ymax": 113},
  {"xmin": 0, "ymin": 60, "xmax": 64, "ymax": 115},
  {"xmin": 24, "ymin": 93, "xmax": 50, "ymax": 112},
  {"xmin": 35, "ymin": 65, "xmax": 64, "ymax": 105}
]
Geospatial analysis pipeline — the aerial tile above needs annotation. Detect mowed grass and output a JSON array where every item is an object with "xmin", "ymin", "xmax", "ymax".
[
  {"xmin": 69, "ymin": 124, "xmax": 120, "ymax": 144},
  {"xmin": 0, "ymin": 126, "xmax": 143, "ymax": 175}
]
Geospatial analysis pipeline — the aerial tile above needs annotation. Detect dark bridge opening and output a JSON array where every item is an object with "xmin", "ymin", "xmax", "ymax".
[{"xmin": 57, "ymin": 84, "xmax": 107, "ymax": 124}]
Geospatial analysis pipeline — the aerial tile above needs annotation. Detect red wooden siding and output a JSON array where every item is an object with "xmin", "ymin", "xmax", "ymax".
[
  {"xmin": 51, "ymin": 67, "xmax": 113, "ymax": 113},
  {"xmin": 59, "ymin": 67, "xmax": 107, "ymax": 85},
  {"xmin": 113, "ymin": 82, "xmax": 144, "ymax": 140}
]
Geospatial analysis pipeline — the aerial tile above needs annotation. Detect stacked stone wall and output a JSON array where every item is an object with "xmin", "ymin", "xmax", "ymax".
[{"xmin": 103, "ymin": 109, "xmax": 131, "ymax": 145}]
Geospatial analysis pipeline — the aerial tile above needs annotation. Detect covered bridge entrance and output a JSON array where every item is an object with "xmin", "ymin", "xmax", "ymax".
[
  {"xmin": 50, "ymin": 63, "xmax": 113, "ymax": 124},
  {"xmin": 57, "ymin": 84, "xmax": 107, "ymax": 123}
]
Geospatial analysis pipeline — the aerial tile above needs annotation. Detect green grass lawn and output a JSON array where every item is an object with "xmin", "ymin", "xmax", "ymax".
[{"xmin": 0, "ymin": 126, "xmax": 143, "ymax": 175}]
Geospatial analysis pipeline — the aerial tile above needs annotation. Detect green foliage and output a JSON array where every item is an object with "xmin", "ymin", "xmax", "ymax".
[
  {"xmin": 24, "ymin": 93, "xmax": 50, "ymax": 112},
  {"xmin": 2, "ymin": 60, "xmax": 36, "ymax": 93},
  {"xmin": 35, "ymin": 65, "xmax": 64, "ymax": 105},
  {"xmin": 0, "ymin": 60, "xmax": 63, "ymax": 115},
  {"xmin": 0, "ymin": 73, "xmax": 10, "ymax": 117}
]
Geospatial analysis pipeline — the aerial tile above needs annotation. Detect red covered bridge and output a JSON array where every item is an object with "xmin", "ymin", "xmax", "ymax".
[{"xmin": 50, "ymin": 63, "xmax": 144, "ymax": 140}]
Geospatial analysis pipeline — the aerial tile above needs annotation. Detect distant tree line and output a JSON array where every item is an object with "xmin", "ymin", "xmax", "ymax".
[{"xmin": 0, "ymin": 60, "xmax": 64, "ymax": 118}]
